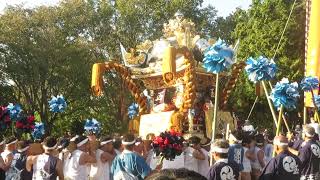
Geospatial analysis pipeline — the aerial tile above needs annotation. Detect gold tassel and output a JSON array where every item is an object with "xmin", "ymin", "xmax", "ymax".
[
  {"xmin": 91, "ymin": 63, "xmax": 106, "ymax": 96},
  {"xmin": 162, "ymin": 46, "xmax": 176, "ymax": 85}
]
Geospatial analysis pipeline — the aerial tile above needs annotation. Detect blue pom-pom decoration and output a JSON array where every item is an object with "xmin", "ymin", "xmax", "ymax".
[
  {"xmin": 270, "ymin": 78, "xmax": 300, "ymax": 110},
  {"xmin": 6, "ymin": 103, "xmax": 22, "ymax": 120},
  {"xmin": 32, "ymin": 122, "xmax": 45, "ymax": 140},
  {"xmin": 203, "ymin": 39, "xmax": 235, "ymax": 74},
  {"xmin": 300, "ymin": 76, "xmax": 319, "ymax": 92},
  {"xmin": 128, "ymin": 103, "xmax": 139, "ymax": 120},
  {"xmin": 84, "ymin": 118, "xmax": 101, "ymax": 134},
  {"xmin": 48, "ymin": 95, "xmax": 67, "ymax": 113},
  {"xmin": 245, "ymin": 56, "xmax": 277, "ymax": 83},
  {"xmin": 314, "ymin": 95, "xmax": 320, "ymax": 109}
]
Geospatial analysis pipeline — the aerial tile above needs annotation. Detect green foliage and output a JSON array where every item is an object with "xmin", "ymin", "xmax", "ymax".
[
  {"xmin": 0, "ymin": 0, "xmax": 216, "ymax": 136},
  {"xmin": 229, "ymin": 0, "xmax": 305, "ymax": 128}
]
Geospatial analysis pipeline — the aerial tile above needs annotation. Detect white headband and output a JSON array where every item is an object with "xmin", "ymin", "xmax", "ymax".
[
  {"xmin": 18, "ymin": 146, "xmax": 30, "ymax": 153},
  {"xmin": 43, "ymin": 144, "xmax": 57, "ymax": 150},
  {"xmin": 0, "ymin": 140, "xmax": 5, "ymax": 146},
  {"xmin": 211, "ymin": 147, "xmax": 229, "ymax": 153},
  {"xmin": 122, "ymin": 139, "xmax": 136, "ymax": 145},
  {"xmin": 77, "ymin": 138, "xmax": 89, "ymax": 147},
  {"xmin": 100, "ymin": 140, "xmax": 113, "ymax": 146},
  {"xmin": 229, "ymin": 134, "xmax": 242, "ymax": 143},
  {"xmin": 303, "ymin": 131, "xmax": 314, "ymax": 138},
  {"xmin": 273, "ymin": 139, "xmax": 288, "ymax": 146},
  {"xmin": 6, "ymin": 140, "xmax": 17, "ymax": 146},
  {"xmin": 70, "ymin": 135, "xmax": 79, "ymax": 142}
]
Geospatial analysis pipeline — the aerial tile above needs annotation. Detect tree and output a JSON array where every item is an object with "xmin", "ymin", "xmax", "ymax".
[
  {"xmin": 0, "ymin": 0, "xmax": 217, "ymax": 135},
  {"xmin": 229, "ymin": 0, "xmax": 305, "ymax": 128}
]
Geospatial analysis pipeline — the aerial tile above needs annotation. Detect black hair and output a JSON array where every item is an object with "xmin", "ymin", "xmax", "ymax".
[
  {"xmin": 100, "ymin": 136, "xmax": 112, "ymax": 142},
  {"xmin": 113, "ymin": 138, "xmax": 122, "ymax": 150},
  {"xmin": 43, "ymin": 136, "xmax": 57, "ymax": 148},
  {"xmin": 74, "ymin": 135, "xmax": 87, "ymax": 145},
  {"xmin": 231, "ymin": 130, "xmax": 243, "ymax": 141},
  {"xmin": 146, "ymin": 168, "xmax": 207, "ymax": 180},
  {"xmin": 5, "ymin": 136, "xmax": 17, "ymax": 144},
  {"xmin": 215, "ymin": 133, "xmax": 224, "ymax": 139},
  {"xmin": 189, "ymin": 136, "xmax": 201, "ymax": 145},
  {"xmin": 213, "ymin": 140, "xmax": 229, "ymax": 159},
  {"xmin": 58, "ymin": 137, "xmax": 70, "ymax": 150},
  {"xmin": 242, "ymin": 134, "xmax": 253, "ymax": 145},
  {"xmin": 255, "ymin": 134, "xmax": 264, "ymax": 146},
  {"xmin": 122, "ymin": 134, "xmax": 135, "ymax": 149},
  {"xmin": 17, "ymin": 140, "xmax": 29, "ymax": 150}
]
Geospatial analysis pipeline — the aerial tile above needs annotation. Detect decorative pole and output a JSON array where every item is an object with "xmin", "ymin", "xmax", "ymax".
[
  {"xmin": 261, "ymin": 81, "xmax": 278, "ymax": 127},
  {"xmin": 301, "ymin": 76, "xmax": 320, "ymax": 124},
  {"xmin": 245, "ymin": 56, "xmax": 278, "ymax": 127},
  {"xmin": 212, "ymin": 73, "xmax": 219, "ymax": 141},
  {"xmin": 202, "ymin": 39, "xmax": 235, "ymax": 166},
  {"xmin": 270, "ymin": 78, "xmax": 300, "ymax": 157}
]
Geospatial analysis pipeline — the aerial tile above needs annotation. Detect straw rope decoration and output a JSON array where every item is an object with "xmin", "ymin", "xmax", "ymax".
[
  {"xmin": 170, "ymin": 48, "xmax": 196, "ymax": 132},
  {"xmin": 91, "ymin": 62, "xmax": 148, "ymax": 115}
]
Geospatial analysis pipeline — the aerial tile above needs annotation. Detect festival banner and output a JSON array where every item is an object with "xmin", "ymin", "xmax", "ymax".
[{"xmin": 305, "ymin": 0, "xmax": 320, "ymax": 107}]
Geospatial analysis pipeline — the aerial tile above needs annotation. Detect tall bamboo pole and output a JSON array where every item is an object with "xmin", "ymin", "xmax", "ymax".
[
  {"xmin": 273, "ymin": 105, "xmax": 284, "ymax": 157},
  {"xmin": 304, "ymin": 106, "xmax": 307, "ymax": 124},
  {"xmin": 212, "ymin": 73, "xmax": 220, "ymax": 141},
  {"xmin": 210, "ymin": 73, "xmax": 219, "ymax": 166},
  {"xmin": 261, "ymin": 81, "xmax": 278, "ymax": 127}
]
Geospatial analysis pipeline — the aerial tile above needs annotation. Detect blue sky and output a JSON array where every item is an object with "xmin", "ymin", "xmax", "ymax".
[{"xmin": 0, "ymin": 0, "xmax": 251, "ymax": 17}]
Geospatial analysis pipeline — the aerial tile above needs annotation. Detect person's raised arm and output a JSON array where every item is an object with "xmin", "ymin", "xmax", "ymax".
[
  {"xmin": 100, "ymin": 152, "xmax": 115, "ymax": 163},
  {"xmin": 56, "ymin": 159, "xmax": 64, "ymax": 180},
  {"xmin": 257, "ymin": 149, "xmax": 265, "ymax": 168},
  {"xmin": 2, "ymin": 153, "xmax": 13, "ymax": 171},
  {"xmin": 26, "ymin": 156, "xmax": 36, "ymax": 172},
  {"xmin": 0, "ymin": 157, "xmax": 5, "ymax": 170},
  {"xmin": 193, "ymin": 148, "xmax": 205, "ymax": 160}
]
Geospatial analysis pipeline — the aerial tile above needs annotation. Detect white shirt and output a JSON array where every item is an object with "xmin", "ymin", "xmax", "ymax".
[
  {"xmin": 32, "ymin": 154, "xmax": 52, "ymax": 180},
  {"xmin": 184, "ymin": 147, "xmax": 199, "ymax": 173},
  {"xmin": 162, "ymin": 153, "xmax": 185, "ymax": 169},
  {"xmin": 64, "ymin": 149, "xmax": 90, "ymax": 180},
  {"xmin": 146, "ymin": 150, "xmax": 159, "ymax": 170},
  {"xmin": 90, "ymin": 149, "xmax": 110, "ymax": 180},
  {"xmin": 198, "ymin": 148, "xmax": 209, "ymax": 177},
  {"xmin": 309, "ymin": 122, "xmax": 320, "ymax": 135}
]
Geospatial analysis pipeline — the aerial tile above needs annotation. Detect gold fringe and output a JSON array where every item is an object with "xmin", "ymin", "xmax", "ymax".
[{"xmin": 91, "ymin": 63, "xmax": 106, "ymax": 96}]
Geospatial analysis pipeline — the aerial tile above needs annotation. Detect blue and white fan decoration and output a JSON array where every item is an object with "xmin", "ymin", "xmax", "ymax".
[
  {"xmin": 84, "ymin": 118, "xmax": 101, "ymax": 134},
  {"xmin": 48, "ymin": 95, "xmax": 67, "ymax": 113},
  {"xmin": 128, "ymin": 103, "xmax": 139, "ymax": 120},
  {"xmin": 203, "ymin": 39, "xmax": 235, "ymax": 74},
  {"xmin": 6, "ymin": 103, "xmax": 22, "ymax": 120},
  {"xmin": 32, "ymin": 122, "xmax": 45, "ymax": 140},
  {"xmin": 270, "ymin": 78, "xmax": 300, "ymax": 110},
  {"xmin": 314, "ymin": 95, "xmax": 320, "ymax": 109},
  {"xmin": 245, "ymin": 56, "xmax": 277, "ymax": 83},
  {"xmin": 300, "ymin": 76, "xmax": 319, "ymax": 92}
]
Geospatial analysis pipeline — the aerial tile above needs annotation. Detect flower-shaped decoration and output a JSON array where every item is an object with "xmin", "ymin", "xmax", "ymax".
[
  {"xmin": 6, "ymin": 103, "xmax": 22, "ymax": 120},
  {"xmin": 314, "ymin": 95, "xmax": 320, "ymax": 110},
  {"xmin": 203, "ymin": 39, "xmax": 235, "ymax": 74},
  {"xmin": 48, "ymin": 95, "xmax": 67, "ymax": 113},
  {"xmin": 151, "ymin": 130, "xmax": 184, "ymax": 161},
  {"xmin": 16, "ymin": 115, "xmax": 35, "ymax": 132},
  {"xmin": 0, "ymin": 106, "xmax": 11, "ymax": 129},
  {"xmin": 270, "ymin": 78, "xmax": 300, "ymax": 110},
  {"xmin": 84, "ymin": 118, "xmax": 101, "ymax": 134},
  {"xmin": 128, "ymin": 103, "xmax": 139, "ymax": 120},
  {"xmin": 245, "ymin": 56, "xmax": 277, "ymax": 83},
  {"xmin": 32, "ymin": 122, "xmax": 45, "ymax": 140},
  {"xmin": 300, "ymin": 76, "xmax": 319, "ymax": 92}
]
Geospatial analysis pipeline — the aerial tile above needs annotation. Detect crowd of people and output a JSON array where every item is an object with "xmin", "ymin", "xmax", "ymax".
[{"xmin": 0, "ymin": 122, "xmax": 319, "ymax": 180}]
